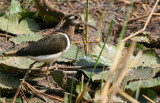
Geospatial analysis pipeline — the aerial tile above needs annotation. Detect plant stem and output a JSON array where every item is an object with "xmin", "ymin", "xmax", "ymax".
[{"xmin": 85, "ymin": 0, "xmax": 89, "ymax": 53}]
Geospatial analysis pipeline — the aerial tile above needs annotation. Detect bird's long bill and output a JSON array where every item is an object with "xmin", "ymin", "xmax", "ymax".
[{"xmin": 80, "ymin": 21, "xmax": 98, "ymax": 31}]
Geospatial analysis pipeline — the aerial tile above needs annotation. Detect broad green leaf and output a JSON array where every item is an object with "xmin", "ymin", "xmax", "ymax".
[
  {"xmin": 91, "ymin": 42, "xmax": 119, "ymax": 66},
  {"xmin": 0, "ymin": 72, "xmax": 20, "ymax": 89},
  {"xmin": 133, "ymin": 49, "xmax": 160, "ymax": 68},
  {"xmin": 10, "ymin": 34, "xmax": 43, "ymax": 44},
  {"xmin": 92, "ymin": 66, "xmax": 153, "ymax": 83},
  {"xmin": 0, "ymin": 14, "xmax": 40, "ymax": 35},
  {"xmin": 0, "ymin": 72, "xmax": 20, "ymax": 96},
  {"xmin": 57, "ymin": 45, "xmax": 84, "ymax": 62},
  {"xmin": 92, "ymin": 70, "xmax": 110, "ymax": 82},
  {"xmin": 127, "ymin": 66, "xmax": 153, "ymax": 81},
  {"xmin": 92, "ymin": 43, "xmax": 160, "ymax": 68},
  {"xmin": 126, "ymin": 78, "xmax": 160, "ymax": 92},
  {"xmin": 8, "ymin": 1, "xmax": 22, "ymax": 14},
  {"xmin": 76, "ymin": 55, "xmax": 103, "ymax": 66},
  {"xmin": 1, "ymin": 57, "xmax": 43, "ymax": 69},
  {"xmin": 76, "ymin": 55, "xmax": 104, "ymax": 78}
]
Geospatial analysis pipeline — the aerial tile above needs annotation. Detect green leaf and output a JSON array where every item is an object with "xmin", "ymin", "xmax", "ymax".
[
  {"xmin": 126, "ymin": 78, "xmax": 160, "ymax": 92},
  {"xmin": 91, "ymin": 42, "xmax": 119, "ymax": 66},
  {"xmin": 8, "ymin": 1, "xmax": 22, "ymax": 14},
  {"xmin": 133, "ymin": 49, "xmax": 160, "ymax": 68},
  {"xmin": 1, "ymin": 57, "xmax": 43, "ymax": 69},
  {"xmin": 76, "ymin": 55, "xmax": 104, "ymax": 78},
  {"xmin": 92, "ymin": 70, "xmax": 110, "ymax": 82},
  {"xmin": 0, "ymin": 72, "xmax": 20, "ymax": 89},
  {"xmin": 76, "ymin": 55, "xmax": 103, "ymax": 66},
  {"xmin": 10, "ymin": 34, "xmax": 43, "ymax": 44},
  {"xmin": 0, "ymin": 14, "xmax": 40, "ymax": 35},
  {"xmin": 57, "ymin": 45, "xmax": 84, "ymax": 62},
  {"xmin": 92, "ymin": 43, "xmax": 160, "ymax": 68},
  {"xmin": 0, "ymin": 72, "xmax": 20, "ymax": 96},
  {"xmin": 127, "ymin": 66, "xmax": 153, "ymax": 81}
]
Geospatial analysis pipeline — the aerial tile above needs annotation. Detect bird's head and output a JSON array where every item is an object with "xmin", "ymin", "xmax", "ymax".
[
  {"xmin": 61, "ymin": 14, "xmax": 97, "ymax": 36},
  {"xmin": 64, "ymin": 14, "xmax": 82, "ymax": 26}
]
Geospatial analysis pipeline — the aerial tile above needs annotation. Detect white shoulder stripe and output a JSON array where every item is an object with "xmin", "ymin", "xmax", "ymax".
[{"xmin": 59, "ymin": 33, "xmax": 71, "ymax": 52}]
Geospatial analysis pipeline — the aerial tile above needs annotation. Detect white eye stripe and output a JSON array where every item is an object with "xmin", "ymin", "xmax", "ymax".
[{"xmin": 69, "ymin": 16, "xmax": 75, "ymax": 19}]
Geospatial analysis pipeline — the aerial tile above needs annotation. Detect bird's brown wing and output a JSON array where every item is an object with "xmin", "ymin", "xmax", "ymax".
[{"xmin": 16, "ymin": 33, "xmax": 69, "ymax": 56}]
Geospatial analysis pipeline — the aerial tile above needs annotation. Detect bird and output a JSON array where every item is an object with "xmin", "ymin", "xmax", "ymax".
[
  {"xmin": 15, "ymin": 14, "xmax": 83, "ymax": 87},
  {"xmin": 3, "ymin": 14, "xmax": 98, "ymax": 102},
  {"xmin": 3, "ymin": 14, "xmax": 94, "ymax": 88}
]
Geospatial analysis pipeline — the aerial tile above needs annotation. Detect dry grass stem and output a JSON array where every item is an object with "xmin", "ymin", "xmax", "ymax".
[
  {"xmin": 107, "ymin": 42, "xmax": 137, "ymax": 102},
  {"xmin": 142, "ymin": 95, "xmax": 156, "ymax": 103},
  {"xmin": 118, "ymin": 89, "xmax": 140, "ymax": 103},
  {"xmin": 129, "ymin": 13, "xmax": 160, "ymax": 22},
  {"xmin": 24, "ymin": 81, "xmax": 64, "ymax": 102},
  {"xmin": 122, "ymin": 0, "xmax": 159, "ymax": 42},
  {"xmin": 98, "ymin": 42, "xmax": 125, "ymax": 103},
  {"xmin": 75, "ymin": 83, "xmax": 91, "ymax": 103}
]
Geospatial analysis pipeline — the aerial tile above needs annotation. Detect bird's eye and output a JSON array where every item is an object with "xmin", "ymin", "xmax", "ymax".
[
  {"xmin": 68, "ymin": 15, "xmax": 81, "ymax": 20},
  {"xmin": 74, "ymin": 15, "xmax": 80, "ymax": 20}
]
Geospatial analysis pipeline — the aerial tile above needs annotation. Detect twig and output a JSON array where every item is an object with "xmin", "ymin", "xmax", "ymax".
[
  {"xmin": 0, "ymin": 33, "xmax": 14, "ymax": 38},
  {"xmin": 142, "ymin": 95, "xmax": 155, "ymax": 103},
  {"xmin": 20, "ymin": 89, "xmax": 29, "ymax": 103},
  {"xmin": 122, "ymin": 0, "xmax": 159, "ymax": 42},
  {"xmin": 24, "ymin": 81, "xmax": 64, "ymax": 102},
  {"xmin": 129, "ymin": 13, "xmax": 160, "ymax": 22},
  {"xmin": 118, "ymin": 89, "xmax": 140, "ymax": 103},
  {"xmin": 11, "ymin": 61, "xmax": 37, "ymax": 103},
  {"xmin": 4, "ymin": 50, "xmax": 18, "ymax": 55}
]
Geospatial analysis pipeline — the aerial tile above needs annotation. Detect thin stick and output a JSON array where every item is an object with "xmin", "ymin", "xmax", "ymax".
[
  {"xmin": 142, "ymin": 95, "xmax": 155, "ymax": 103},
  {"xmin": 11, "ymin": 61, "xmax": 37, "ymax": 103},
  {"xmin": 24, "ymin": 81, "xmax": 64, "ymax": 102},
  {"xmin": 129, "ymin": 13, "xmax": 160, "ymax": 22},
  {"xmin": 122, "ymin": 0, "xmax": 159, "ymax": 42},
  {"xmin": 118, "ymin": 89, "xmax": 140, "ymax": 103},
  {"xmin": 20, "ymin": 89, "xmax": 29, "ymax": 103}
]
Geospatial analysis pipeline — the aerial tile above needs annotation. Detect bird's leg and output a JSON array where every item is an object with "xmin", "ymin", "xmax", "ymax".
[
  {"xmin": 11, "ymin": 61, "xmax": 37, "ymax": 103},
  {"xmin": 45, "ymin": 63, "xmax": 58, "ymax": 88},
  {"xmin": 45, "ymin": 63, "xmax": 53, "ymax": 88}
]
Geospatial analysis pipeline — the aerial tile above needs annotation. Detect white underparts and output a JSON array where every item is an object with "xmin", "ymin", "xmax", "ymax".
[
  {"xmin": 28, "ymin": 52, "xmax": 62, "ymax": 63},
  {"xmin": 28, "ymin": 33, "xmax": 71, "ymax": 63}
]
